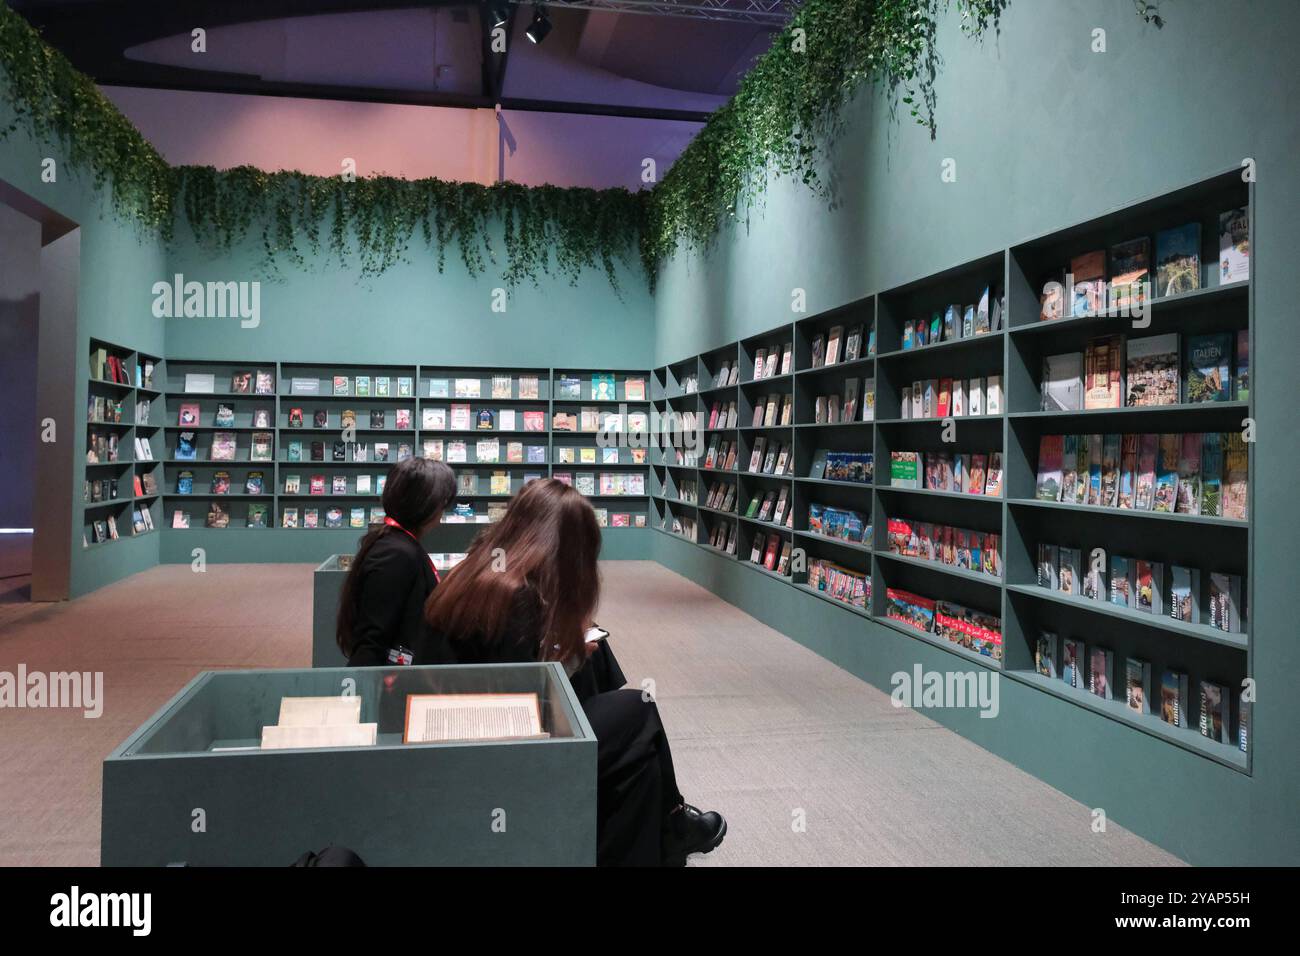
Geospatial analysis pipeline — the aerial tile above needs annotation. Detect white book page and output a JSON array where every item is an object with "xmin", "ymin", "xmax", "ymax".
[
  {"xmin": 277, "ymin": 696, "xmax": 362, "ymax": 727},
  {"xmin": 261, "ymin": 723, "xmax": 377, "ymax": 750}
]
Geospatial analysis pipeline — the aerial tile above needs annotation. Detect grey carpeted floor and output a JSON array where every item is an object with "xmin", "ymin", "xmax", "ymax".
[{"xmin": 0, "ymin": 559, "xmax": 1180, "ymax": 866}]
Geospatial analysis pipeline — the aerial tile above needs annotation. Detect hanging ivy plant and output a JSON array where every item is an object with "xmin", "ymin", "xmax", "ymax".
[
  {"xmin": 640, "ymin": 0, "xmax": 1009, "ymax": 273},
  {"xmin": 1, "ymin": 0, "xmax": 1158, "ymax": 288}
]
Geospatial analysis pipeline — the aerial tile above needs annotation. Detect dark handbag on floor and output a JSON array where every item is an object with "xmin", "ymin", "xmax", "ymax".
[{"xmin": 290, "ymin": 846, "xmax": 367, "ymax": 867}]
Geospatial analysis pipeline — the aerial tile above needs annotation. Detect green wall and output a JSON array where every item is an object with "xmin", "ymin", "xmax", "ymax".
[
  {"xmin": 652, "ymin": 0, "xmax": 1300, "ymax": 864},
  {"xmin": 0, "ymin": 100, "xmax": 168, "ymax": 597}
]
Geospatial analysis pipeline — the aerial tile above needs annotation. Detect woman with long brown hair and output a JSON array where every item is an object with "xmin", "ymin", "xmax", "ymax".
[
  {"xmin": 425, "ymin": 478, "xmax": 726, "ymax": 866},
  {"xmin": 336, "ymin": 457, "xmax": 457, "ymax": 666}
]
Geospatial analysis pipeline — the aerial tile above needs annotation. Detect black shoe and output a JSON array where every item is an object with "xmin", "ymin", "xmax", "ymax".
[{"xmin": 662, "ymin": 803, "xmax": 726, "ymax": 866}]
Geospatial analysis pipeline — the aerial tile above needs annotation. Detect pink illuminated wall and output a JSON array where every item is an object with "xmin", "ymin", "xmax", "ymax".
[{"xmin": 102, "ymin": 86, "xmax": 702, "ymax": 190}]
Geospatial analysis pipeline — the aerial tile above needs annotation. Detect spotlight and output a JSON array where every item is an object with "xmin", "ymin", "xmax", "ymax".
[
  {"xmin": 525, "ymin": 5, "xmax": 551, "ymax": 44},
  {"xmin": 490, "ymin": 3, "xmax": 510, "ymax": 28}
]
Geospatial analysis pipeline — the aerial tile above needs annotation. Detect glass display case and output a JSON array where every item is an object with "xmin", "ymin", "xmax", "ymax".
[{"xmin": 102, "ymin": 663, "xmax": 596, "ymax": 866}]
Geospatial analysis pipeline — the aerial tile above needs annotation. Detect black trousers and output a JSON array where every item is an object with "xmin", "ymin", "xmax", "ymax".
[{"xmin": 571, "ymin": 644, "xmax": 685, "ymax": 866}]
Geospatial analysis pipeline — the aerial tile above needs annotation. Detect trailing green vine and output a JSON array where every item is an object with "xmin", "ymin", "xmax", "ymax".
[
  {"xmin": 640, "ymin": 0, "xmax": 1008, "ymax": 272},
  {"xmin": 1, "ymin": 0, "xmax": 1158, "ymax": 288}
]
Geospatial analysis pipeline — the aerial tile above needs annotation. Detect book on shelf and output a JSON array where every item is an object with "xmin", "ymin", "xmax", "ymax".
[
  {"xmin": 1109, "ymin": 555, "xmax": 1133, "ymax": 608},
  {"xmin": 1070, "ymin": 250, "xmax": 1106, "ymax": 317},
  {"xmin": 1083, "ymin": 335, "xmax": 1124, "ymax": 408},
  {"xmin": 1219, "ymin": 207, "xmax": 1249, "ymax": 283},
  {"xmin": 1161, "ymin": 671, "xmax": 1189, "ymax": 727},
  {"xmin": 1155, "ymin": 222, "xmax": 1201, "ymax": 296},
  {"xmin": 1208, "ymin": 571, "xmax": 1243, "ymax": 632},
  {"xmin": 1185, "ymin": 332, "xmax": 1233, "ymax": 403},
  {"xmin": 1041, "ymin": 352, "xmax": 1083, "ymax": 411},
  {"xmin": 1235, "ymin": 329, "xmax": 1248, "ymax": 401},
  {"xmin": 1089, "ymin": 647, "xmax": 1113, "ymax": 700},
  {"xmin": 183, "ymin": 372, "xmax": 215, "ymax": 393},
  {"xmin": 1126, "ymin": 333, "xmax": 1179, "ymax": 406},
  {"xmin": 1134, "ymin": 559, "xmax": 1164, "ymax": 614},
  {"xmin": 1152, "ymin": 433, "xmax": 1180, "ymax": 513},
  {"xmin": 1169, "ymin": 565, "xmax": 1199, "ymax": 623},
  {"xmin": 1035, "ymin": 435, "xmax": 1063, "ymax": 501},
  {"xmin": 1036, "ymin": 632, "xmax": 1057, "ymax": 679},
  {"xmin": 1125, "ymin": 658, "xmax": 1152, "ymax": 715},
  {"xmin": 455, "ymin": 378, "xmax": 481, "ymax": 399},
  {"xmin": 429, "ymin": 379, "xmax": 450, "ymax": 398},
  {"xmin": 1060, "ymin": 638, "xmax": 1083, "ymax": 688},
  {"xmin": 1199, "ymin": 681, "xmax": 1229, "ymax": 743},
  {"xmin": 1109, "ymin": 236, "xmax": 1150, "ymax": 312},
  {"xmin": 1221, "ymin": 431, "xmax": 1248, "ymax": 520}
]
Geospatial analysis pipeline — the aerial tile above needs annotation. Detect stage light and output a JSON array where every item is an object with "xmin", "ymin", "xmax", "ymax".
[{"xmin": 525, "ymin": 5, "xmax": 552, "ymax": 44}]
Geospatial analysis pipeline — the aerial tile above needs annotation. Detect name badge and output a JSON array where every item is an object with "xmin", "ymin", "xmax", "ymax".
[{"xmin": 387, "ymin": 646, "xmax": 415, "ymax": 666}]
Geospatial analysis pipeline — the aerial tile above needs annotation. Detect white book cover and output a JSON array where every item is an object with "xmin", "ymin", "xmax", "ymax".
[{"xmin": 1041, "ymin": 352, "xmax": 1084, "ymax": 411}]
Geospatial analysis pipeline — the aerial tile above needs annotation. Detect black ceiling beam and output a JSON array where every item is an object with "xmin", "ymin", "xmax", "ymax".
[{"xmin": 10, "ymin": 0, "xmax": 713, "ymax": 123}]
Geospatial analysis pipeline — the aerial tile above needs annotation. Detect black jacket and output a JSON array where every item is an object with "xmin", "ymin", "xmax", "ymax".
[
  {"xmin": 345, "ymin": 529, "xmax": 454, "ymax": 666},
  {"xmin": 445, "ymin": 588, "xmax": 625, "ymax": 701}
]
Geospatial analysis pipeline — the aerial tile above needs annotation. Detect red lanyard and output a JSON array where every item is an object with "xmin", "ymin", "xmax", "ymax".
[{"xmin": 384, "ymin": 516, "xmax": 439, "ymax": 582}]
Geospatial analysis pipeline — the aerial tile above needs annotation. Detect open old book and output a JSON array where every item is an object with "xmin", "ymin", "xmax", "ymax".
[{"xmin": 403, "ymin": 693, "xmax": 549, "ymax": 744}]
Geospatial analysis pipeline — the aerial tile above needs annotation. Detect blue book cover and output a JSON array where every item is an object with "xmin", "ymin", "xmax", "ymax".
[{"xmin": 1185, "ymin": 332, "xmax": 1232, "ymax": 403}]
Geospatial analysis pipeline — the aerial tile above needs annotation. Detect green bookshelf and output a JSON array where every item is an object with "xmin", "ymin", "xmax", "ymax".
[{"xmin": 650, "ymin": 168, "xmax": 1253, "ymax": 773}]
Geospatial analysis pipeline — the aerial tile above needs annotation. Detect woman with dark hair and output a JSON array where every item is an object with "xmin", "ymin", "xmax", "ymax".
[
  {"xmin": 425, "ymin": 478, "xmax": 726, "ymax": 866},
  {"xmin": 336, "ymin": 457, "xmax": 457, "ymax": 666}
]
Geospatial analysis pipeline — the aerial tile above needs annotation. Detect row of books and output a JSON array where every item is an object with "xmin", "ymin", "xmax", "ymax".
[
  {"xmin": 751, "ymin": 342, "xmax": 793, "ymax": 380},
  {"xmin": 887, "ymin": 518, "xmax": 1002, "ymax": 578},
  {"xmin": 806, "ymin": 558, "xmax": 870, "ymax": 609},
  {"xmin": 707, "ymin": 400, "xmax": 740, "ymax": 429},
  {"xmin": 746, "ymin": 437, "xmax": 797, "ymax": 476},
  {"xmin": 91, "ymin": 349, "xmax": 135, "ymax": 386},
  {"xmin": 86, "ymin": 430, "xmax": 122, "ymax": 464},
  {"xmin": 1040, "ymin": 331, "xmax": 1246, "ymax": 411},
  {"xmin": 704, "ymin": 517, "xmax": 738, "ymax": 553},
  {"xmin": 556, "ymin": 445, "xmax": 648, "ymax": 465},
  {"xmin": 88, "ymin": 396, "xmax": 127, "ymax": 424},
  {"xmin": 745, "ymin": 487, "xmax": 792, "ymax": 526},
  {"xmin": 283, "ymin": 474, "xmax": 387, "ymax": 497},
  {"xmin": 84, "ymin": 477, "xmax": 122, "ymax": 503},
  {"xmin": 812, "ymin": 377, "xmax": 874, "ymax": 424},
  {"xmin": 287, "ymin": 439, "xmax": 413, "ymax": 463},
  {"xmin": 703, "ymin": 437, "xmax": 739, "ymax": 471},
  {"xmin": 665, "ymin": 515, "xmax": 700, "ymax": 543},
  {"xmin": 1036, "ymin": 543, "xmax": 1244, "ymax": 632},
  {"xmin": 1038, "ymin": 208, "xmax": 1249, "ymax": 320},
  {"xmin": 742, "ymin": 393, "xmax": 792, "ymax": 428},
  {"xmin": 87, "ymin": 514, "xmax": 124, "ymax": 543},
  {"xmin": 1035, "ymin": 633, "xmax": 1245, "ymax": 749},
  {"xmin": 458, "ymin": 471, "xmax": 520, "ymax": 496},
  {"xmin": 178, "ymin": 470, "xmax": 271, "ymax": 496},
  {"xmin": 807, "ymin": 503, "xmax": 869, "ymax": 543},
  {"xmin": 184, "ymin": 371, "xmax": 277, "ymax": 396},
  {"xmin": 178, "ymin": 403, "xmax": 276, "ymax": 428},
  {"xmin": 902, "ymin": 287, "xmax": 1003, "ymax": 349},
  {"xmin": 1034, "ymin": 432, "xmax": 1248, "ymax": 519},
  {"xmin": 290, "ymin": 374, "xmax": 414, "ymax": 398},
  {"xmin": 810, "ymin": 323, "xmax": 873, "ymax": 367},
  {"xmin": 749, "ymin": 531, "xmax": 793, "ymax": 575},
  {"xmin": 701, "ymin": 480, "xmax": 734, "ymax": 513},
  {"xmin": 885, "ymin": 588, "xmax": 1003, "ymax": 661},
  {"xmin": 553, "ymin": 409, "xmax": 649, "ymax": 434},
  {"xmin": 176, "ymin": 431, "xmax": 272, "ymax": 462},
  {"xmin": 556, "ymin": 374, "xmax": 645, "ymax": 402},
  {"xmin": 426, "ymin": 440, "xmax": 544, "ymax": 464},
  {"xmin": 552, "ymin": 472, "xmax": 646, "ymax": 497},
  {"xmin": 901, "ymin": 374, "xmax": 1002, "ymax": 419},
  {"xmin": 808, "ymin": 449, "xmax": 873, "ymax": 484},
  {"xmin": 890, "ymin": 450, "xmax": 1003, "ymax": 496}
]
